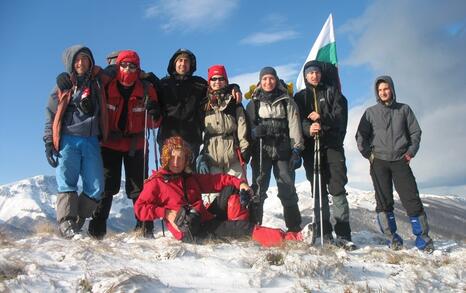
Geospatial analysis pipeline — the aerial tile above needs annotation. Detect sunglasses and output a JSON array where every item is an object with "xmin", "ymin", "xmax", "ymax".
[
  {"xmin": 120, "ymin": 62, "xmax": 138, "ymax": 70},
  {"xmin": 210, "ymin": 76, "xmax": 225, "ymax": 82}
]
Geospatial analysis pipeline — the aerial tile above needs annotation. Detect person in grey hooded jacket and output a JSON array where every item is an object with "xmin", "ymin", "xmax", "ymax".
[
  {"xmin": 246, "ymin": 67, "xmax": 304, "ymax": 232},
  {"xmin": 44, "ymin": 45, "xmax": 109, "ymax": 238},
  {"xmin": 355, "ymin": 75, "xmax": 433, "ymax": 252}
]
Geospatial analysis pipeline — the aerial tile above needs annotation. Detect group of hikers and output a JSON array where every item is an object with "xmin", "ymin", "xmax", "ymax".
[{"xmin": 43, "ymin": 44, "xmax": 434, "ymax": 252}]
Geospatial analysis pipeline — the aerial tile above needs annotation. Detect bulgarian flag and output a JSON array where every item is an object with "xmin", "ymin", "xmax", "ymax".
[{"xmin": 296, "ymin": 14, "xmax": 338, "ymax": 91}]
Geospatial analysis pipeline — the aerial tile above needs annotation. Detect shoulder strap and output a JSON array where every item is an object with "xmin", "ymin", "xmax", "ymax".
[
  {"xmin": 281, "ymin": 98, "xmax": 288, "ymax": 118},
  {"xmin": 141, "ymin": 79, "xmax": 150, "ymax": 105}
]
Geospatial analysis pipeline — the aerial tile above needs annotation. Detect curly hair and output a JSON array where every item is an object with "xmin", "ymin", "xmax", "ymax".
[{"xmin": 160, "ymin": 136, "xmax": 193, "ymax": 173}]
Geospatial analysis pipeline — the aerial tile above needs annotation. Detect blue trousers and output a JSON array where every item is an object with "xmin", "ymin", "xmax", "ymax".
[{"xmin": 56, "ymin": 135, "xmax": 104, "ymax": 200}]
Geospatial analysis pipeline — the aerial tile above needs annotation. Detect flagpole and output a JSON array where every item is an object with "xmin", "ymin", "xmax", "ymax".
[{"xmin": 296, "ymin": 14, "xmax": 337, "ymax": 91}]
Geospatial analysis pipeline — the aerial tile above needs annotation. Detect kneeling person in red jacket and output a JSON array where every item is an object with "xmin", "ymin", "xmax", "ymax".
[{"xmin": 134, "ymin": 136, "xmax": 303, "ymax": 245}]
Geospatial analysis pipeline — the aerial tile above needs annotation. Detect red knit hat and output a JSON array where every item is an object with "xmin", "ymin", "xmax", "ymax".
[
  {"xmin": 160, "ymin": 136, "xmax": 193, "ymax": 173},
  {"xmin": 116, "ymin": 50, "xmax": 140, "ymax": 68},
  {"xmin": 207, "ymin": 65, "xmax": 228, "ymax": 84}
]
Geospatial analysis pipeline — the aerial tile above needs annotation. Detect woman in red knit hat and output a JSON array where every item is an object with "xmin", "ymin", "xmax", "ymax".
[{"xmin": 195, "ymin": 65, "xmax": 251, "ymax": 204}]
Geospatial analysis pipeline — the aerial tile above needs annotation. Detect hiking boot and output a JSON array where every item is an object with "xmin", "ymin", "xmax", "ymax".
[
  {"xmin": 390, "ymin": 233, "xmax": 403, "ymax": 251},
  {"xmin": 75, "ymin": 216, "xmax": 85, "ymax": 232},
  {"xmin": 287, "ymin": 225, "xmax": 302, "ymax": 233},
  {"xmin": 301, "ymin": 223, "xmax": 317, "ymax": 245},
  {"xmin": 409, "ymin": 213, "xmax": 433, "ymax": 252},
  {"xmin": 59, "ymin": 219, "xmax": 78, "ymax": 239},
  {"xmin": 332, "ymin": 236, "xmax": 357, "ymax": 251},
  {"xmin": 423, "ymin": 240, "xmax": 434, "ymax": 254},
  {"xmin": 135, "ymin": 221, "xmax": 154, "ymax": 239},
  {"xmin": 88, "ymin": 218, "xmax": 107, "ymax": 240}
]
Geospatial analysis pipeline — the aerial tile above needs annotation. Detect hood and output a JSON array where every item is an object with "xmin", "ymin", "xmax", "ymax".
[
  {"xmin": 374, "ymin": 75, "xmax": 396, "ymax": 103},
  {"xmin": 167, "ymin": 48, "xmax": 197, "ymax": 76},
  {"xmin": 62, "ymin": 44, "xmax": 95, "ymax": 74},
  {"xmin": 302, "ymin": 60, "xmax": 323, "ymax": 88}
]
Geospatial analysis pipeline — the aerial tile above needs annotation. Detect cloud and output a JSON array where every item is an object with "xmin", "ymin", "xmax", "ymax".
[
  {"xmin": 229, "ymin": 63, "xmax": 299, "ymax": 94},
  {"xmin": 240, "ymin": 30, "xmax": 299, "ymax": 45},
  {"xmin": 342, "ymin": 0, "xmax": 466, "ymax": 194},
  {"xmin": 145, "ymin": 0, "xmax": 239, "ymax": 32}
]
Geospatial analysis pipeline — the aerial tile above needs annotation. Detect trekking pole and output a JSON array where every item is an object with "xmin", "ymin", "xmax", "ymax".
[
  {"xmin": 236, "ymin": 147, "xmax": 248, "ymax": 184},
  {"xmin": 152, "ymin": 127, "xmax": 165, "ymax": 237},
  {"xmin": 152, "ymin": 128, "xmax": 159, "ymax": 170},
  {"xmin": 143, "ymin": 107, "xmax": 149, "ymax": 183},
  {"xmin": 253, "ymin": 138, "xmax": 263, "ymax": 225},
  {"xmin": 315, "ymin": 135, "xmax": 324, "ymax": 246}
]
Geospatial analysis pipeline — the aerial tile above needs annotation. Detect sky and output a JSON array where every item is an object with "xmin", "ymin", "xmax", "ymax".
[{"xmin": 1, "ymin": 0, "xmax": 465, "ymax": 195}]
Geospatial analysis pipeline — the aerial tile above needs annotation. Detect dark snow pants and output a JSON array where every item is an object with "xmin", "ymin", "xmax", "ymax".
[
  {"xmin": 370, "ymin": 158, "xmax": 424, "ymax": 217},
  {"xmin": 250, "ymin": 155, "xmax": 302, "ymax": 230},
  {"xmin": 92, "ymin": 147, "xmax": 147, "ymax": 221},
  {"xmin": 302, "ymin": 144, "xmax": 351, "ymax": 238}
]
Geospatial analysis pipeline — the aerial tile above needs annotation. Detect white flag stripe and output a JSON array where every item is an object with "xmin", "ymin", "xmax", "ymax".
[{"xmin": 296, "ymin": 14, "xmax": 336, "ymax": 91}]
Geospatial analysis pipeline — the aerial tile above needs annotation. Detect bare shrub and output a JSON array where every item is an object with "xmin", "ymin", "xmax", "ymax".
[
  {"xmin": 34, "ymin": 222, "xmax": 56, "ymax": 234},
  {"xmin": 0, "ymin": 261, "xmax": 25, "ymax": 282},
  {"xmin": 77, "ymin": 275, "xmax": 93, "ymax": 292}
]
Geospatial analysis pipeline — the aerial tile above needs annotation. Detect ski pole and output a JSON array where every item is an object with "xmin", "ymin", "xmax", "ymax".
[
  {"xmin": 253, "ymin": 138, "xmax": 263, "ymax": 225},
  {"xmin": 236, "ymin": 147, "xmax": 248, "ymax": 184},
  {"xmin": 316, "ymin": 135, "xmax": 324, "ymax": 246},
  {"xmin": 152, "ymin": 127, "xmax": 165, "ymax": 236}
]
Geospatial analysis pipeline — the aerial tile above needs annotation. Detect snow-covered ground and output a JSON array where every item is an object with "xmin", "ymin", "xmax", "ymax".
[{"xmin": 1, "ymin": 175, "xmax": 465, "ymax": 292}]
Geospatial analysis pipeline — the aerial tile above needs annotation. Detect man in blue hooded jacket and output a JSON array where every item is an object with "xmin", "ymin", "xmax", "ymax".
[{"xmin": 44, "ymin": 45, "xmax": 108, "ymax": 238}]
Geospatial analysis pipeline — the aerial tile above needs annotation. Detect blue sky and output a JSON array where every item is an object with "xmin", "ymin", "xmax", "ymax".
[{"xmin": 1, "ymin": 0, "xmax": 465, "ymax": 195}]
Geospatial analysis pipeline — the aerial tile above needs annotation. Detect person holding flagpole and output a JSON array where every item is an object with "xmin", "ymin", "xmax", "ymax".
[
  {"xmin": 294, "ymin": 61, "xmax": 353, "ymax": 248},
  {"xmin": 294, "ymin": 14, "xmax": 354, "ymax": 248}
]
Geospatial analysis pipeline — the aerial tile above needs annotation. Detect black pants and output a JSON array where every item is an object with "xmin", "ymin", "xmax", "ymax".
[
  {"xmin": 370, "ymin": 158, "xmax": 424, "ymax": 217},
  {"xmin": 200, "ymin": 219, "xmax": 254, "ymax": 239},
  {"xmin": 250, "ymin": 154, "xmax": 301, "ymax": 229},
  {"xmin": 302, "ymin": 143, "xmax": 350, "ymax": 237},
  {"xmin": 93, "ymin": 147, "xmax": 147, "ymax": 220}
]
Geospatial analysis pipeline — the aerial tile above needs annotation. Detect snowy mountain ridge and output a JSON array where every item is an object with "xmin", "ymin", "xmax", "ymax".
[{"xmin": 0, "ymin": 175, "xmax": 465, "ymax": 292}]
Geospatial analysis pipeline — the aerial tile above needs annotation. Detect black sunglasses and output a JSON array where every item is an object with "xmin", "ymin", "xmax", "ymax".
[
  {"xmin": 120, "ymin": 62, "xmax": 138, "ymax": 70},
  {"xmin": 210, "ymin": 77, "xmax": 225, "ymax": 82}
]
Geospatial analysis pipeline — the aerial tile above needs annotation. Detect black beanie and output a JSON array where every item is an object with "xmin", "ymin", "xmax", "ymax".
[{"xmin": 259, "ymin": 66, "xmax": 278, "ymax": 80}]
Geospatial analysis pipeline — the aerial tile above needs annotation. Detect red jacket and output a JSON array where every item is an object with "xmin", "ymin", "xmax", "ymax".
[
  {"xmin": 134, "ymin": 169, "xmax": 246, "ymax": 240},
  {"xmin": 101, "ymin": 78, "xmax": 161, "ymax": 152}
]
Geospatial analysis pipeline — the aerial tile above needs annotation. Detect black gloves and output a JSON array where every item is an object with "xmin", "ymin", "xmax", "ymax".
[
  {"xmin": 56, "ymin": 72, "xmax": 73, "ymax": 91},
  {"xmin": 252, "ymin": 125, "xmax": 266, "ymax": 139},
  {"xmin": 174, "ymin": 207, "xmax": 201, "ymax": 235},
  {"xmin": 241, "ymin": 149, "xmax": 251, "ymax": 164},
  {"xmin": 288, "ymin": 148, "xmax": 302, "ymax": 171},
  {"xmin": 146, "ymin": 100, "xmax": 161, "ymax": 121},
  {"xmin": 45, "ymin": 142, "xmax": 59, "ymax": 168},
  {"xmin": 239, "ymin": 189, "xmax": 251, "ymax": 208}
]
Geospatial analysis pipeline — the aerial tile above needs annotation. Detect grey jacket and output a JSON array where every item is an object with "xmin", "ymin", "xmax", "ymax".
[
  {"xmin": 355, "ymin": 75, "xmax": 421, "ymax": 161},
  {"xmin": 246, "ymin": 85, "xmax": 304, "ymax": 160},
  {"xmin": 44, "ymin": 45, "xmax": 102, "ymax": 145}
]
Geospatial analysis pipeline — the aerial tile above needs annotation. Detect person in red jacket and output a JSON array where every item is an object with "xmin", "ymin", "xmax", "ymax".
[
  {"xmin": 134, "ymin": 136, "xmax": 304, "ymax": 245},
  {"xmin": 88, "ymin": 50, "xmax": 162, "ymax": 239}
]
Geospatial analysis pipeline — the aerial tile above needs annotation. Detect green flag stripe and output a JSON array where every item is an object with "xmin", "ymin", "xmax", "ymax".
[{"xmin": 316, "ymin": 42, "xmax": 338, "ymax": 65}]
